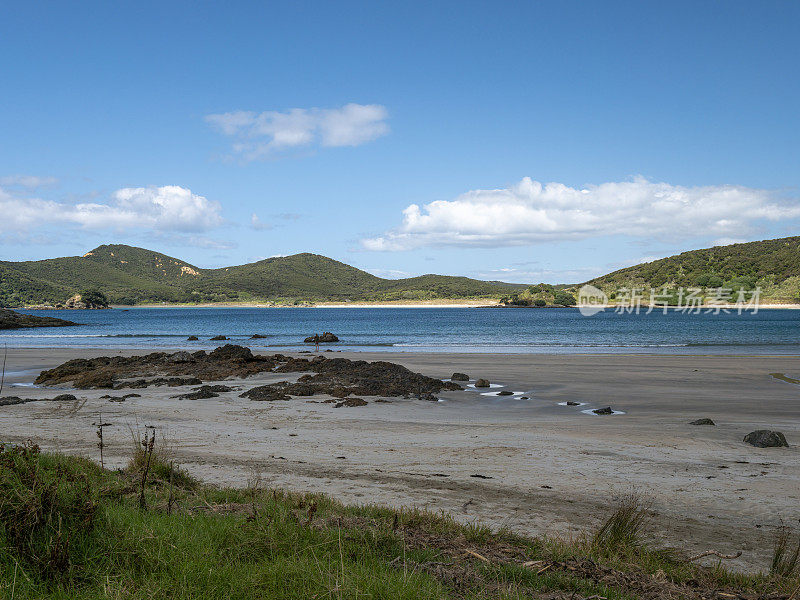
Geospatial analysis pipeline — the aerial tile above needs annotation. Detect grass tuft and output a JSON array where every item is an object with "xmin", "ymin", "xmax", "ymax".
[
  {"xmin": 771, "ymin": 526, "xmax": 800, "ymax": 579},
  {"xmin": 592, "ymin": 493, "xmax": 650, "ymax": 553}
]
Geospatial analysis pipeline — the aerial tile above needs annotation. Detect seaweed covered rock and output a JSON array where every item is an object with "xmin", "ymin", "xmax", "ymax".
[
  {"xmin": 304, "ymin": 332, "xmax": 339, "ymax": 343},
  {"xmin": 689, "ymin": 418, "xmax": 715, "ymax": 426},
  {"xmin": 242, "ymin": 355, "xmax": 461, "ymax": 402},
  {"xmin": 0, "ymin": 309, "xmax": 78, "ymax": 330},
  {"xmin": 743, "ymin": 430, "xmax": 788, "ymax": 448},
  {"xmin": 35, "ymin": 346, "xmax": 277, "ymax": 389},
  {"xmin": 335, "ymin": 398, "xmax": 368, "ymax": 408},
  {"xmin": 451, "ymin": 372, "xmax": 469, "ymax": 381}
]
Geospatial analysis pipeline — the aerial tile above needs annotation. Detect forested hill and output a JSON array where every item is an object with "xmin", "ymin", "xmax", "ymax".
[
  {"xmin": 587, "ymin": 236, "xmax": 800, "ymax": 301},
  {"xmin": 0, "ymin": 244, "xmax": 524, "ymax": 306}
]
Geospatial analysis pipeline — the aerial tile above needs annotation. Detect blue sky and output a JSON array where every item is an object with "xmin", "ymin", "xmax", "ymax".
[{"xmin": 1, "ymin": 1, "xmax": 798, "ymax": 283}]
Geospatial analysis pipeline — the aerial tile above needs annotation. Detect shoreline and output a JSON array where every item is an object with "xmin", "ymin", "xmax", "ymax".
[
  {"xmin": 16, "ymin": 300, "xmax": 800, "ymax": 310},
  {"xmin": 1, "ymin": 347, "xmax": 798, "ymax": 571}
]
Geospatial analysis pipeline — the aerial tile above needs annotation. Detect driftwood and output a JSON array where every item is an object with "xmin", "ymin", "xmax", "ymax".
[
  {"xmin": 686, "ymin": 550, "xmax": 742, "ymax": 562},
  {"xmin": 464, "ymin": 549, "xmax": 490, "ymax": 563}
]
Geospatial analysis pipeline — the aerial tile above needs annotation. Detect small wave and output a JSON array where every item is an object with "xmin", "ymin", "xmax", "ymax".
[
  {"xmin": 0, "ymin": 334, "xmax": 107, "ymax": 338},
  {"xmin": 394, "ymin": 342, "xmax": 689, "ymax": 348},
  {"xmin": 105, "ymin": 333, "xmax": 193, "ymax": 338}
]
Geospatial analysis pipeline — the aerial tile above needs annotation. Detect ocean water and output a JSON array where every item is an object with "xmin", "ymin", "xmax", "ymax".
[{"xmin": 2, "ymin": 307, "xmax": 800, "ymax": 355}]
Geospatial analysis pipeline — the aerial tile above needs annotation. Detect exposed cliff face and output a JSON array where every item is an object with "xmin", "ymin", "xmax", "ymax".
[{"xmin": 0, "ymin": 309, "xmax": 79, "ymax": 330}]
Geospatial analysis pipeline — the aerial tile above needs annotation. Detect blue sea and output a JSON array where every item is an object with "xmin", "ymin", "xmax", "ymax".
[{"xmin": 2, "ymin": 307, "xmax": 800, "ymax": 355}]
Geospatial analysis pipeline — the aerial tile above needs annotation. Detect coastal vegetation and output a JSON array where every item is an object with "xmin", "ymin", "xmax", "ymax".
[
  {"xmin": 3, "ymin": 236, "xmax": 800, "ymax": 308},
  {"xmin": 0, "ymin": 245, "xmax": 524, "ymax": 307},
  {"xmin": 0, "ymin": 442, "xmax": 795, "ymax": 599},
  {"xmin": 587, "ymin": 236, "xmax": 800, "ymax": 303},
  {"xmin": 501, "ymin": 283, "xmax": 577, "ymax": 307}
]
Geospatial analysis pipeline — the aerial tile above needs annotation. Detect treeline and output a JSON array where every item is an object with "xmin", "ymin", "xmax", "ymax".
[{"xmin": 501, "ymin": 283, "xmax": 577, "ymax": 307}]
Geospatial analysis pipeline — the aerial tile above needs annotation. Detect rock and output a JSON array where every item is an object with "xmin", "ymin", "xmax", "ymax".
[
  {"xmin": 210, "ymin": 335, "xmax": 228, "ymax": 341},
  {"xmin": 497, "ymin": 390, "xmax": 513, "ymax": 396},
  {"xmin": 335, "ymin": 397, "xmax": 368, "ymax": 408},
  {"xmin": 593, "ymin": 407, "xmax": 614, "ymax": 415},
  {"xmin": 250, "ymin": 334, "xmax": 268, "ymax": 339},
  {"xmin": 175, "ymin": 384, "xmax": 234, "ymax": 400},
  {"xmin": 36, "ymin": 346, "xmax": 465, "ymax": 406},
  {"xmin": 0, "ymin": 396, "xmax": 25, "ymax": 406},
  {"xmin": 117, "ymin": 376, "xmax": 203, "ymax": 389},
  {"xmin": 304, "ymin": 332, "xmax": 339, "ymax": 343},
  {"xmin": 1, "ymin": 393, "xmax": 78, "ymax": 407},
  {"xmin": 474, "ymin": 379, "xmax": 490, "ymax": 388},
  {"xmin": 0, "ymin": 308, "xmax": 79, "ymax": 330},
  {"xmin": 63, "ymin": 293, "xmax": 109, "ymax": 310},
  {"xmin": 187, "ymin": 336, "xmax": 199, "ymax": 341},
  {"xmin": 451, "ymin": 372, "xmax": 470, "ymax": 381},
  {"xmin": 566, "ymin": 401, "xmax": 580, "ymax": 406},
  {"xmin": 743, "ymin": 430, "xmax": 789, "ymax": 448},
  {"xmin": 169, "ymin": 351, "xmax": 194, "ymax": 363},
  {"xmin": 690, "ymin": 418, "xmax": 716, "ymax": 426},
  {"xmin": 209, "ymin": 344, "xmax": 253, "ymax": 361},
  {"xmin": 51, "ymin": 394, "xmax": 78, "ymax": 402}
]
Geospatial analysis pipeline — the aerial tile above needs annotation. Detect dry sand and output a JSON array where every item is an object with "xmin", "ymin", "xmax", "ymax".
[{"xmin": 1, "ymin": 347, "xmax": 798, "ymax": 571}]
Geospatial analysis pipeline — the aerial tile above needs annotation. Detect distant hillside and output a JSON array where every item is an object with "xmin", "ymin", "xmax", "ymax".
[
  {"xmin": 0, "ymin": 244, "xmax": 524, "ymax": 307},
  {"xmin": 587, "ymin": 236, "xmax": 800, "ymax": 301}
]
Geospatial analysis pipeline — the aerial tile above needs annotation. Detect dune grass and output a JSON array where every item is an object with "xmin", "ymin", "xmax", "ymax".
[{"xmin": 0, "ymin": 443, "xmax": 795, "ymax": 599}]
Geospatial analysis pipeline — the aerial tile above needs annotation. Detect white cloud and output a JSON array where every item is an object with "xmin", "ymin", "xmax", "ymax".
[
  {"xmin": 0, "ymin": 175, "xmax": 58, "ymax": 188},
  {"xmin": 364, "ymin": 267, "xmax": 410, "ymax": 279},
  {"xmin": 205, "ymin": 103, "xmax": 389, "ymax": 160},
  {"xmin": 362, "ymin": 177, "xmax": 800, "ymax": 251},
  {"xmin": 0, "ymin": 185, "xmax": 223, "ymax": 234},
  {"xmin": 476, "ymin": 266, "xmax": 603, "ymax": 284},
  {"xmin": 250, "ymin": 213, "xmax": 272, "ymax": 231}
]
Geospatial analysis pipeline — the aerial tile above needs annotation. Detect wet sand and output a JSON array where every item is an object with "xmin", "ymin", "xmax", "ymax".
[{"xmin": 1, "ymin": 347, "xmax": 798, "ymax": 571}]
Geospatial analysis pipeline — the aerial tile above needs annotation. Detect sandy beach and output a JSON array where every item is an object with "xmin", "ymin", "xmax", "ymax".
[{"xmin": 2, "ymin": 347, "xmax": 798, "ymax": 571}]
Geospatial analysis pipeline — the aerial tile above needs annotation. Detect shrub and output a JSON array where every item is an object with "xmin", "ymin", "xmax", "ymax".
[
  {"xmin": 554, "ymin": 291, "xmax": 577, "ymax": 306},
  {"xmin": 0, "ymin": 443, "xmax": 98, "ymax": 579},
  {"xmin": 78, "ymin": 289, "xmax": 109, "ymax": 308}
]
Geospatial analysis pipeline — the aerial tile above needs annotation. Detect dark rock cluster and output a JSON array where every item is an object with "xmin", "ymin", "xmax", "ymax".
[
  {"xmin": 304, "ymin": 332, "xmax": 339, "ymax": 343},
  {"xmin": 241, "ymin": 355, "xmax": 462, "ymax": 402},
  {"xmin": 0, "ymin": 309, "xmax": 78, "ymax": 330},
  {"xmin": 34, "ymin": 346, "xmax": 464, "ymax": 404},
  {"xmin": 34, "ymin": 345, "xmax": 273, "ymax": 389}
]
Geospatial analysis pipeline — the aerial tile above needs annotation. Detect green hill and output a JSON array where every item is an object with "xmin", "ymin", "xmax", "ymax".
[
  {"xmin": 587, "ymin": 236, "xmax": 800, "ymax": 302},
  {"xmin": 0, "ymin": 244, "xmax": 523, "ymax": 306}
]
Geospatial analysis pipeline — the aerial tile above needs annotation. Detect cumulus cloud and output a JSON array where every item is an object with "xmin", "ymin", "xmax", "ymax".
[
  {"xmin": 0, "ymin": 185, "xmax": 223, "ymax": 234},
  {"xmin": 205, "ymin": 103, "xmax": 389, "ymax": 160},
  {"xmin": 362, "ymin": 177, "xmax": 800, "ymax": 251},
  {"xmin": 0, "ymin": 175, "xmax": 58, "ymax": 188}
]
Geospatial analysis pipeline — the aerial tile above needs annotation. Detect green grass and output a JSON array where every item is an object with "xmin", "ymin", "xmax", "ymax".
[{"xmin": 0, "ymin": 444, "xmax": 794, "ymax": 599}]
